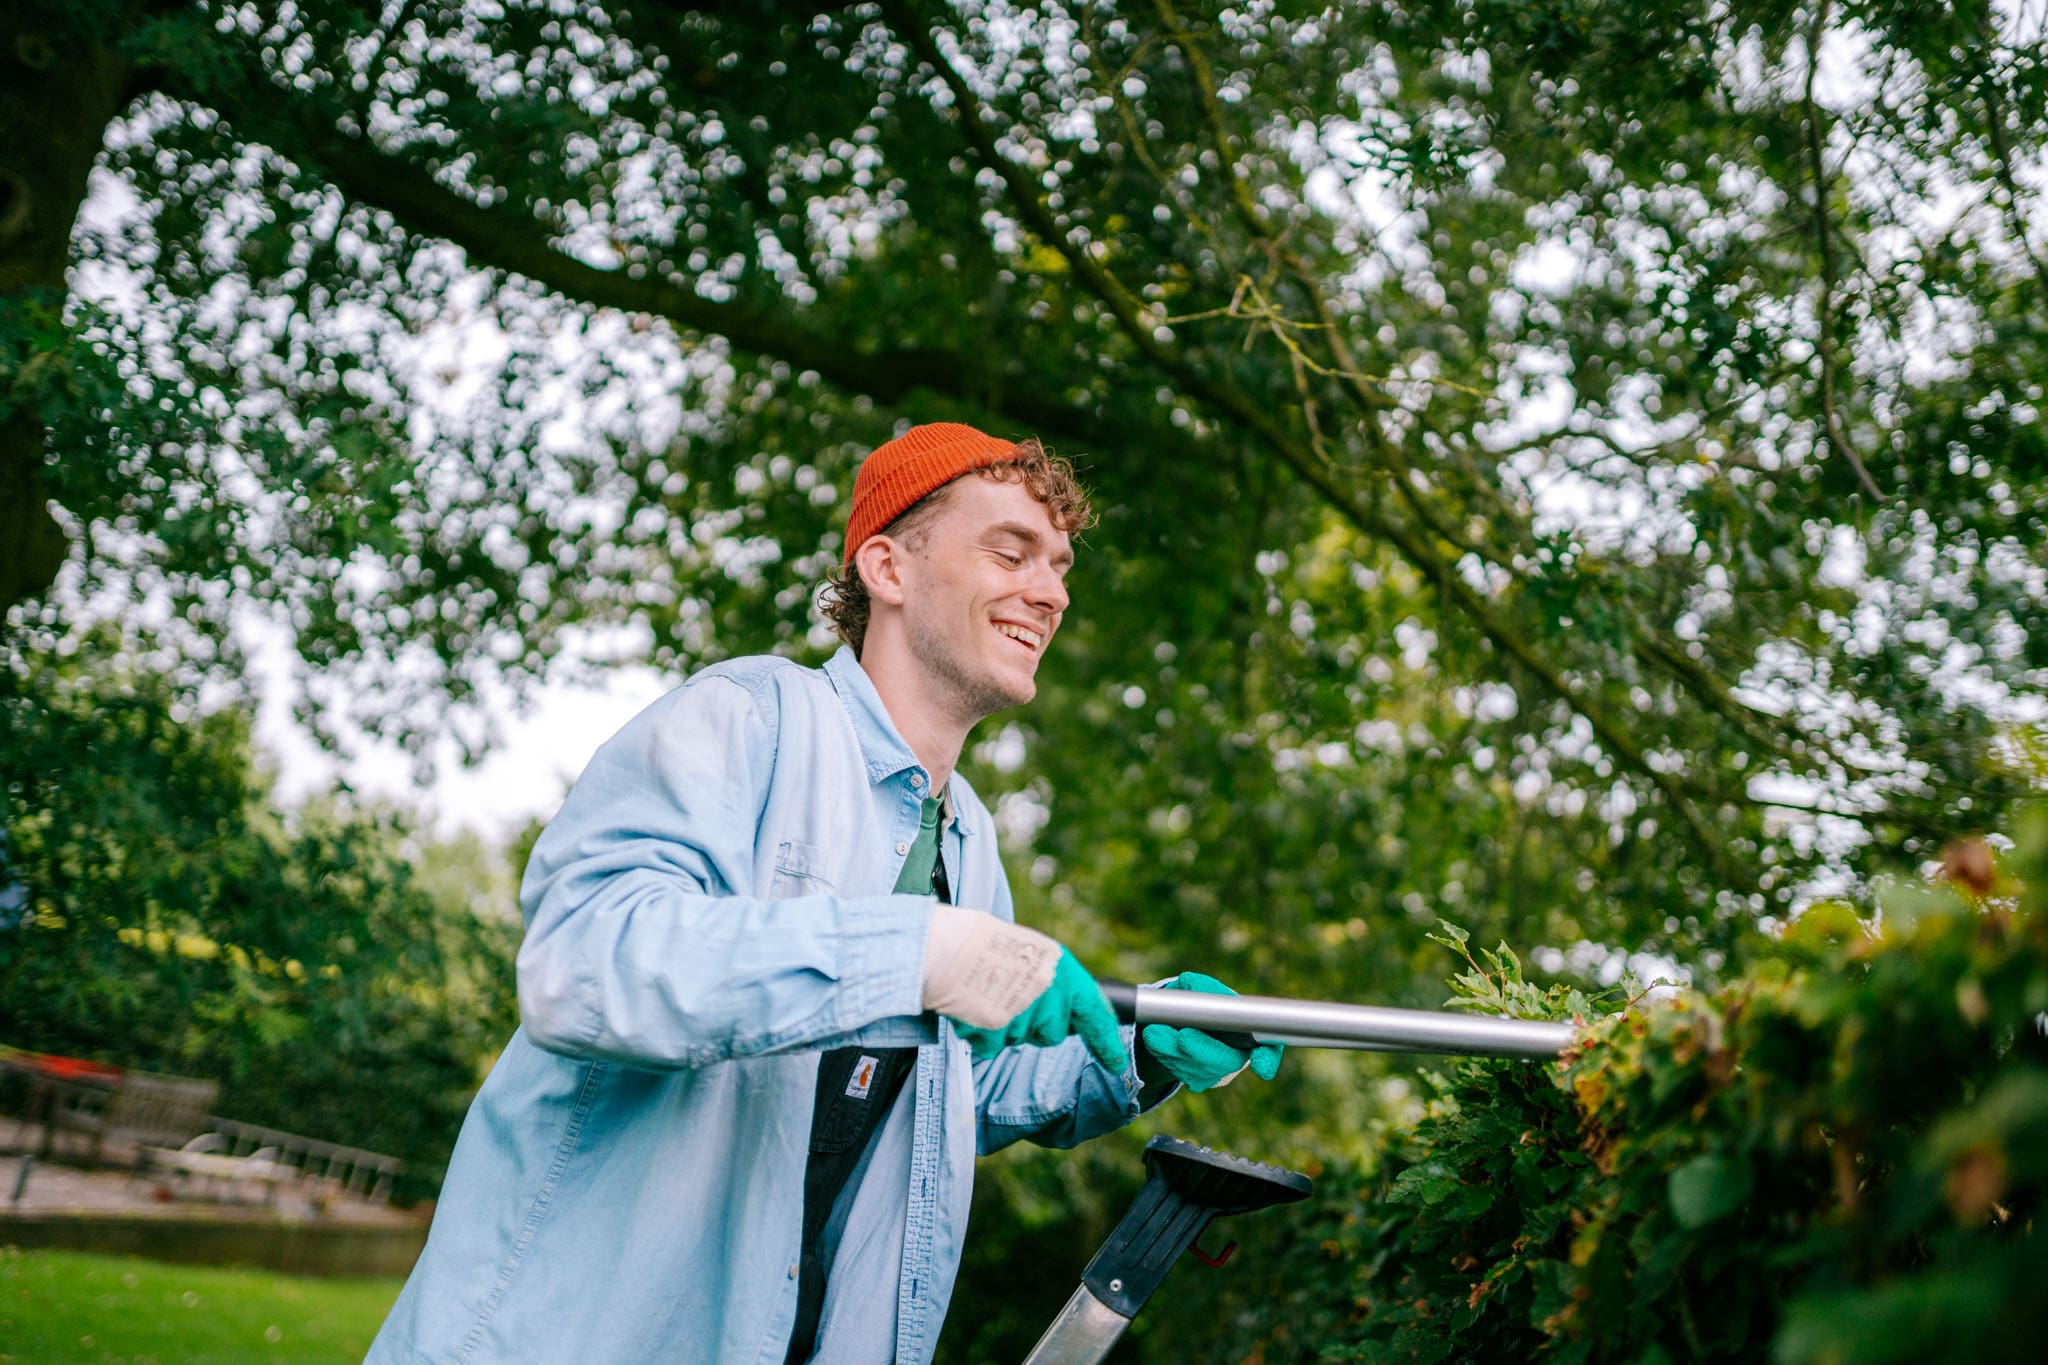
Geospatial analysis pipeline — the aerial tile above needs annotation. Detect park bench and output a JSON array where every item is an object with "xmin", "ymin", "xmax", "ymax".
[{"xmin": 40, "ymin": 1069, "xmax": 219, "ymax": 1167}]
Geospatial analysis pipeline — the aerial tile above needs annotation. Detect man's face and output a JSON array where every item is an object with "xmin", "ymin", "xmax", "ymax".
[{"xmin": 895, "ymin": 475, "xmax": 1073, "ymax": 719}]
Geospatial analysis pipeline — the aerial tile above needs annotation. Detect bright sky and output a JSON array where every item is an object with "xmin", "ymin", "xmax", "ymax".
[{"xmin": 246, "ymin": 613, "xmax": 673, "ymax": 842}]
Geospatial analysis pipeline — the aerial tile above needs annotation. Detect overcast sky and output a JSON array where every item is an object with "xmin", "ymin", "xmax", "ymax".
[{"xmin": 247, "ymin": 615, "xmax": 672, "ymax": 842}]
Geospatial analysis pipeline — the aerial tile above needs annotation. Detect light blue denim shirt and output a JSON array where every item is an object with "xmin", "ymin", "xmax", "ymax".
[{"xmin": 368, "ymin": 647, "xmax": 1157, "ymax": 1364}]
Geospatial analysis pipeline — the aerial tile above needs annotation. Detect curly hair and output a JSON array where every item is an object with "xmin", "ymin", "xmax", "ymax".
[{"xmin": 818, "ymin": 438, "xmax": 1094, "ymax": 656}]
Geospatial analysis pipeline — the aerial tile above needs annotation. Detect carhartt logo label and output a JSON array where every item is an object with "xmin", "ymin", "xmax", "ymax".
[{"xmin": 845, "ymin": 1055, "xmax": 879, "ymax": 1099}]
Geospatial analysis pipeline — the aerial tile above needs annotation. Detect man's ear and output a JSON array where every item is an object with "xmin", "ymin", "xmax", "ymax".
[{"xmin": 854, "ymin": 535, "xmax": 912, "ymax": 608}]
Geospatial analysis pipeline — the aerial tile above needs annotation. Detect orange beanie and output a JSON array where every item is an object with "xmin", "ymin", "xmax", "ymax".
[{"xmin": 843, "ymin": 422, "xmax": 1020, "ymax": 563}]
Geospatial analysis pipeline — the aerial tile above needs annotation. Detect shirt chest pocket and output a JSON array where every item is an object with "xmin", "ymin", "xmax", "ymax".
[{"xmin": 768, "ymin": 839, "xmax": 835, "ymax": 896}]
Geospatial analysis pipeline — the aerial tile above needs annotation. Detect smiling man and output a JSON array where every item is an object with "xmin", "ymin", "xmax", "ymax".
[{"xmin": 368, "ymin": 422, "xmax": 1283, "ymax": 1364}]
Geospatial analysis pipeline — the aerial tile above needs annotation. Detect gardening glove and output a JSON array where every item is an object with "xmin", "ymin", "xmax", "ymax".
[
  {"xmin": 1139, "ymin": 971, "xmax": 1286, "ymax": 1093},
  {"xmin": 922, "ymin": 904, "xmax": 1130, "ymax": 1073}
]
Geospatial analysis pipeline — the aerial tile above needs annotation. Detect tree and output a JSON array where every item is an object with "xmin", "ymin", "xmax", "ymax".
[
  {"xmin": 10, "ymin": 0, "xmax": 2040, "ymax": 978},
  {"xmin": 0, "ymin": 636, "xmax": 520, "ymax": 1195},
  {"xmin": 2, "ymin": 0, "xmax": 2044, "ymax": 1209}
]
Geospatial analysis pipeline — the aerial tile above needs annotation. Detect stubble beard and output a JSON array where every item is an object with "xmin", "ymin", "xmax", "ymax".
[{"xmin": 907, "ymin": 608, "xmax": 1032, "ymax": 726}]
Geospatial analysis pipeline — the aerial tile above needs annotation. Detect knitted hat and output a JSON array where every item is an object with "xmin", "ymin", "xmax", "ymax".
[{"xmin": 843, "ymin": 422, "xmax": 1021, "ymax": 563}]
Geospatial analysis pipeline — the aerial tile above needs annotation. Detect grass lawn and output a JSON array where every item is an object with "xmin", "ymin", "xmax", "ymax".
[{"xmin": 0, "ymin": 1246, "xmax": 402, "ymax": 1364}]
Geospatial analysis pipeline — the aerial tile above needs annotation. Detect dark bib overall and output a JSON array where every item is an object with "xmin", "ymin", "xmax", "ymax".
[{"xmin": 784, "ymin": 795, "xmax": 949, "ymax": 1362}]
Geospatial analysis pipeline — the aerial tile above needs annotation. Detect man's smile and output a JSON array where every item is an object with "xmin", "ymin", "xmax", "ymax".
[{"xmin": 993, "ymin": 620, "xmax": 1046, "ymax": 652}]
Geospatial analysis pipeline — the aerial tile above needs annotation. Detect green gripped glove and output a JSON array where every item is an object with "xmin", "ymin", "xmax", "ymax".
[
  {"xmin": 951, "ymin": 948, "xmax": 1131, "ymax": 1074},
  {"xmin": 1140, "ymin": 971, "xmax": 1286, "ymax": 1093}
]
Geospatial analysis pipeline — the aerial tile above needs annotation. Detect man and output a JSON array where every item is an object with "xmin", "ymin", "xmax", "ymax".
[{"xmin": 368, "ymin": 422, "xmax": 1283, "ymax": 1364}]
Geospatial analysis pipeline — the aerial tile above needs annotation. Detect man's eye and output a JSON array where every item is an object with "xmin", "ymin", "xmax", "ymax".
[{"xmin": 997, "ymin": 551, "xmax": 1023, "ymax": 567}]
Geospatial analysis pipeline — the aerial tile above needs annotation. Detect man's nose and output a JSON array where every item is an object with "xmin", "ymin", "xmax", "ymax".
[{"xmin": 1026, "ymin": 562, "xmax": 1069, "ymax": 615}]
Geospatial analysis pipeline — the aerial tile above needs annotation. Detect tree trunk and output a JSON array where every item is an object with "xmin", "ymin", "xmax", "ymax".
[{"xmin": 1, "ymin": 11, "xmax": 135, "ymax": 616}]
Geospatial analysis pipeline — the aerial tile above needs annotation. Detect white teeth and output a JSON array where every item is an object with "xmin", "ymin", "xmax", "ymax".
[{"xmin": 995, "ymin": 623, "xmax": 1043, "ymax": 650}]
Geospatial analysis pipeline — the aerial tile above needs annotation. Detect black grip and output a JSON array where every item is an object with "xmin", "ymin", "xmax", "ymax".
[
  {"xmin": 1080, "ymin": 1136, "xmax": 1312, "ymax": 1317},
  {"xmin": 1096, "ymin": 979, "xmax": 1265, "ymax": 1052},
  {"xmin": 1097, "ymin": 978, "xmax": 1140, "ymax": 1022}
]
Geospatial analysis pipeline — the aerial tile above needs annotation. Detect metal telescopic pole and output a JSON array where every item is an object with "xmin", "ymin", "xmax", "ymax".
[
  {"xmin": 1021, "ymin": 1137, "xmax": 1313, "ymax": 1365},
  {"xmin": 1098, "ymin": 983, "xmax": 1578, "ymax": 1059},
  {"xmin": 1020, "ymin": 1285, "xmax": 1136, "ymax": 1364}
]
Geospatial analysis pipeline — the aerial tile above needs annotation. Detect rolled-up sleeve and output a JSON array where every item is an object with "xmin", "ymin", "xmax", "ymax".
[
  {"xmin": 971, "ymin": 1029, "xmax": 1150, "ymax": 1153},
  {"xmin": 970, "ymin": 875, "xmax": 1171, "ymax": 1154},
  {"xmin": 515, "ymin": 674, "xmax": 932, "ymax": 1068}
]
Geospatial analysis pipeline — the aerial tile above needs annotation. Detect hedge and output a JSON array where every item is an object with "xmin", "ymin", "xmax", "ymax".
[{"xmin": 1155, "ymin": 807, "xmax": 2048, "ymax": 1363}]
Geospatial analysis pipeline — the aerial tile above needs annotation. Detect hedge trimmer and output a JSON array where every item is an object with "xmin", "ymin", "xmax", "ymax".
[{"xmin": 1019, "ymin": 985, "xmax": 1577, "ymax": 1363}]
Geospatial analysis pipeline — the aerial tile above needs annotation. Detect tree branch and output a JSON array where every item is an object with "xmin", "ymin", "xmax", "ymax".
[
  {"xmin": 1967, "ymin": 7, "xmax": 2048, "ymax": 291},
  {"xmin": 1150, "ymin": 0, "xmax": 1271, "ymax": 244},
  {"xmin": 166, "ymin": 63, "xmax": 1122, "ymax": 454},
  {"xmin": 1802, "ymin": 0, "xmax": 1886, "ymax": 504},
  {"xmin": 882, "ymin": 0, "xmax": 1742, "ymax": 882}
]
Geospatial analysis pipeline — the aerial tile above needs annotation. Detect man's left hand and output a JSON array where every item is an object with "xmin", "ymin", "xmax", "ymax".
[{"xmin": 1139, "ymin": 972, "xmax": 1286, "ymax": 1092}]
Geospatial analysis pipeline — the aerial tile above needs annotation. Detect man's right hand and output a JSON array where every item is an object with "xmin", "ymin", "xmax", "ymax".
[{"xmin": 921, "ymin": 905, "xmax": 1129, "ymax": 1073}]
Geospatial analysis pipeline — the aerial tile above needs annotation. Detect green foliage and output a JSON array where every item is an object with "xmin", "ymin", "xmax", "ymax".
[
  {"xmin": 0, "ymin": 645, "xmax": 519, "ymax": 1200},
  {"xmin": 0, "ymin": 1247, "xmax": 402, "ymax": 1364},
  {"xmin": 2, "ymin": 3, "xmax": 2044, "ymax": 1353},
  {"xmin": 1145, "ymin": 810, "xmax": 2048, "ymax": 1362},
  {"xmin": 1, "ymin": 0, "xmax": 2039, "ymax": 976}
]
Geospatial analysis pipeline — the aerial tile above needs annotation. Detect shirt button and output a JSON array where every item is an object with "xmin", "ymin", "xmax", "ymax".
[
  {"xmin": 788, "ymin": 1264, "xmax": 799, "ymax": 1280},
  {"xmin": 896, "ymin": 841, "xmax": 910, "ymax": 855},
  {"xmin": 910, "ymin": 773, "xmax": 925, "ymax": 789}
]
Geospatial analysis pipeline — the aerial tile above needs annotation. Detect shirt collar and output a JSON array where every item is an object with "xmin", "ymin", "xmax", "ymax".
[
  {"xmin": 823, "ymin": 645, "xmax": 925, "ymax": 785},
  {"xmin": 822, "ymin": 646, "xmax": 973, "ymax": 836}
]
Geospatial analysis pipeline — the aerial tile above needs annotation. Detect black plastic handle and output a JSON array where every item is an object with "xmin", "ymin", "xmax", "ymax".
[
  {"xmin": 1097, "ymin": 979, "xmax": 1263, "ymax": 1053},
  {"xmin": 1080, "ymin": 1136, "xmax": 1312, "ymax": 1317},
  {"xmin": 1098, "ymin": 979, "xmax": 1141, "ymax": 1022}
]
